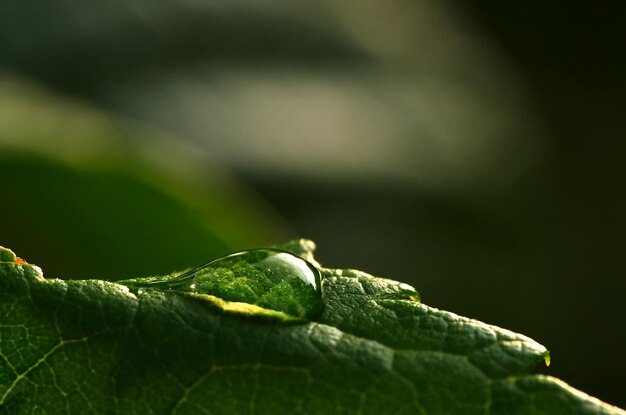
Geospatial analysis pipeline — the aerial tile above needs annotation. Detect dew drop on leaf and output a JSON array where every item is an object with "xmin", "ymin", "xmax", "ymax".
[{"xmin": 121, "ymin": 249, "xmax": 323, "ymax": 320}]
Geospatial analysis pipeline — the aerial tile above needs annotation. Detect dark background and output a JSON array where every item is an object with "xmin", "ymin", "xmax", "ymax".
[{"xmin": 0, "ymin": 1, "xmax": 624, "ymax": 408}]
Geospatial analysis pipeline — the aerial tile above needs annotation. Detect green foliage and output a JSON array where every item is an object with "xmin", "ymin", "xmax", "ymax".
[
  {"xmin": 0, "ymin": 77, "xmax": 289, "ymax": 280},
  {"xmin": 0, "ymin": 241, "xmax": 623, "ymax": 414}
]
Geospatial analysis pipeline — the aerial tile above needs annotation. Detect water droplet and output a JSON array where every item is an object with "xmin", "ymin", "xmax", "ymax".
[{"xmin": 121, "ymin": 249, "xmax": 323, "ymax": 320}]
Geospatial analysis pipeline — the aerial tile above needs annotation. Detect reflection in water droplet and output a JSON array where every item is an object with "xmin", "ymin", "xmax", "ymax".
[{"xmin": 120, "ymin": 249, "xmax": 323, "ymax": 320}]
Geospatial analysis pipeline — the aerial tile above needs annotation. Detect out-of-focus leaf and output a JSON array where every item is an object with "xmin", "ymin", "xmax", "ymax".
[{"xmin": 0, "ymin": 74, "xmax": 289, "ymax": 279}]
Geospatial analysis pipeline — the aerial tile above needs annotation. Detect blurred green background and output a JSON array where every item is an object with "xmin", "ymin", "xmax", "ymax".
[{"xmin": 0, "ymin": 0, "xmax": 624, "ymax": 408}]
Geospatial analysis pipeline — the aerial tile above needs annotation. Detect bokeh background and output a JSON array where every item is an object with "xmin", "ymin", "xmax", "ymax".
[{"xmin": 1, "ymin": 0, "xmax": 624, "ymax": 408}]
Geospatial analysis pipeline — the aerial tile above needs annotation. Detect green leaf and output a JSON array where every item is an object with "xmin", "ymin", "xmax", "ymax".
[{"xmin": 0, "ymin": 241, "xmax": 623, "ymax": 414}]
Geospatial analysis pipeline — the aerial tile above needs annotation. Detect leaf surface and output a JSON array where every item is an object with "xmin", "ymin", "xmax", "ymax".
[{"xmin": 0, "ymin": 241, "xmax": 623, "ymax": 414}]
